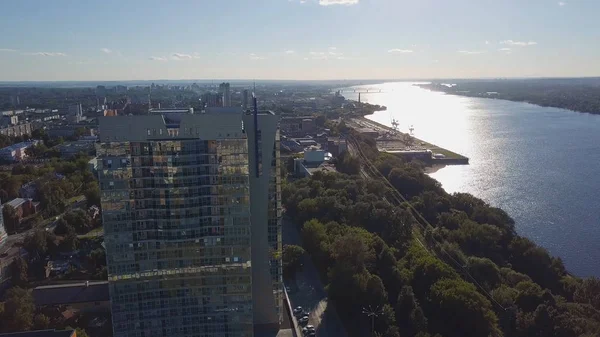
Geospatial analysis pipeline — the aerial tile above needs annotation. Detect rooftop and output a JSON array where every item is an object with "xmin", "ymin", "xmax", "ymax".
[
  {"xmin": 0, "ymin": 330, "xmax": 74, "ymax": 337},
  {"xmin": 0, "ymin": 141, "xmax": 39, "ymax": 152},
  {"xmin": 33, "ymin": 281, "xmax": 109, "ymax": 307},
  {"xmin": 4, "ymin": 197, "xmax": 31, "ymax": 209}
]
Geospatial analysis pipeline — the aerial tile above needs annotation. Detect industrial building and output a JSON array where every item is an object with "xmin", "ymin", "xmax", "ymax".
[{"xmin": 97, "ymin": 106, "xmax": 282, "ymax": 337}]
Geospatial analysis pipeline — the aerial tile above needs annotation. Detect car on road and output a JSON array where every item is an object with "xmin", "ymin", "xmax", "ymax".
[
  {"xmin": 298, "ymin": 315, "xmax": 309, "ymax": 325},
  {"xmin": 293, "ymin": 306, "xmax": 303, "ymax": 315},
  {"xmin": 303, "ymin": 325, "xmax": 316, "ymax": 336}
]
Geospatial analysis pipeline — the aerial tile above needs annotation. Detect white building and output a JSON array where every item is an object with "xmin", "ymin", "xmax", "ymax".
[{"xmin": 0, "ymin": 140, "xmax": 41, "ymax": 162}]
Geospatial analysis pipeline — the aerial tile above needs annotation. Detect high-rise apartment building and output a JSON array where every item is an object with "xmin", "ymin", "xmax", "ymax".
[
  {"xmin": 97, "ymin": 107, "xmax": 282, "ymax": 337},
  {"xmin": 242, "ymin": 89, "xmax": 249, "ymax": 111},
  {"xmin": 219, "ymin": 83, "xmax": 232, "ymax": 107}
]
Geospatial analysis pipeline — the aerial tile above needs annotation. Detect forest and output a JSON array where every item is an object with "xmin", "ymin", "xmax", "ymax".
[
  {"xmin": 419, "ymin": 79, "xmax": 600, "ymax": 115},
  {"xmin": 282, "ymin": 141, "xmax": 600, "ymax": 337}
]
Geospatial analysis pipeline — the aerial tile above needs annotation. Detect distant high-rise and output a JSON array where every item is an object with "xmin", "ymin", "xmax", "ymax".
[
  {"xmin": 201, "ymin": 92, "xmax": 222, "ymax": 108},
  {"xmin": 242, "ymin": 89, "xmax": 249, "ymax": 111},
  {"xmin": 68, "ymin": 104, "xmax": 83, "ymax": 123},
  {"xmin": 97, "ymin": 107, "xmax": 282, "ymax": 337},
  {"xmin": 219, "ymin": 82, "xmax": 232, "ymax": 107}
]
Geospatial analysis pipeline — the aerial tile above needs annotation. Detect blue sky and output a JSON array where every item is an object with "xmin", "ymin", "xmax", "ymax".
[{"xmin": 0, "ymin": 0, "xmax": 597, "ymax": 81}]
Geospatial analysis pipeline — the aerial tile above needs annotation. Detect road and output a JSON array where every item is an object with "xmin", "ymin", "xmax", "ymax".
[{"xmin": 283, "ymin": 217, "xmax": 348, "ymax": 337}]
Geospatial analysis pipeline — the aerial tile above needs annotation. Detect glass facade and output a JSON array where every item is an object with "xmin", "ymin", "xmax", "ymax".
[
  {"xmin": 268, "ymin": 133, "xmax": 283, "ymax": 321},
  {"xmin": 98, "ymin": 137, "xmax": 254, "ymax": 337}
]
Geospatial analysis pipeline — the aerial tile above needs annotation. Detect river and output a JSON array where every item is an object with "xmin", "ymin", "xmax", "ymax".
[{"xmin": 342, "ymin": 82, "xmax": 600, "ymax": 277}]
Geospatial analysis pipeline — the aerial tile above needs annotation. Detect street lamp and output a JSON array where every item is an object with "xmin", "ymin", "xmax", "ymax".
[{"xmin": 362, "ymin": 305, "xmax": 384, "ymax": 336}]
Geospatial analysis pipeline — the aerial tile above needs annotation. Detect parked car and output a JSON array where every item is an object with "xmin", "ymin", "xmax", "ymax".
[
  {"xmin": 293, "ymin": 306, "xmax": 303, "ymax": 315},
  {"xmin": 299, "ymin": 315, "xmax": 309, "ymax": 325}
]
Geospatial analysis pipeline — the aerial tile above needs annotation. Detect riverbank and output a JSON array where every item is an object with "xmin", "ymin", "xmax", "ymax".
[
  {"xmin": 350, "ymin": 117, "xmax": 469, "ymax": 165},
  {"xmin": 417, "ymin": 81, "xmax": 600, "ymax": 115}
]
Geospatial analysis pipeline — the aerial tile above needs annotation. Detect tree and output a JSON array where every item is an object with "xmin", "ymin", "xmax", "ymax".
[
  {"xmin": 466, "ymin": 256, "xmax": 502, "ymax": 291},
  {"xmin": 24, "ymin": 229, "xmax": 49, "ymax": 258},
  {"xmin": 301, "ymin": 219, "xmax": 329, "ymax": 260},
  {"xmin": 11, "ymin": 257, "xmax": 28, "ymax": 286},
  {"xmin": 59, "ymin": 231, "xmax": 79, "ymax": 252},
  {"xmin": 396, "ymin": 286, "xmax": 428, "ymax": 336},
  {"xmin": 63, "ymin": 209, "xmax": 92, "ymax": 234},
  {"xmin": 428, "ymin": 278, "xmax": 500, "ymax": 337},
  {"xmin": 90, "ymin": 248, "xmax": 107, "ymax": 268},
  {"xmin": 336, "ymin": 151, "xmax": 361, "ymax": 175},
  {"xmin": 33, "ymin": 314, "xmax": 50, "ymax": 330},
  {"xmin": 1, "ymin": 287, "xmax": 35, "ymax": 332},
  {"xmin": 574, "ymin": 277, "xmax": 600, "ymax": 310},
  {"xmin": 2, "ymin": 204, "xmax": 20, "ymax": 233},
  {"xmin": 282, "ymin": 244, "xmax": 305, "ymax": 278},
  {"xmin": 75, "ymin": 328, "xmax": 90, "ymax": 337}
]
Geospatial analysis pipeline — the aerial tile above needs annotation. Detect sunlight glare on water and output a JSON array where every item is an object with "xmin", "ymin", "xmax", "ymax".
[{"xmin": 343, "ymin": 82, "xmax": 600, "ymax": 277}]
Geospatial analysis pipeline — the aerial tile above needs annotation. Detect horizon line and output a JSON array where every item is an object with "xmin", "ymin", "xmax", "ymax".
[{"xmin": 0, "ymin": 75, "xmax": 599, "ymax": 84}]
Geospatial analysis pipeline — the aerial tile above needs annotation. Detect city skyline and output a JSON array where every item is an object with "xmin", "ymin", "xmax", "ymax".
[{"xmin": 1, "ymin": 0, "xmax": 599, "ymax": 81}]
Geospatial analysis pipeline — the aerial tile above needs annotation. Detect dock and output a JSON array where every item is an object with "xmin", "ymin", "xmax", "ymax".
[{"xmin": 347, "ymin": 117, "xmax": 469, "ymax": 165}]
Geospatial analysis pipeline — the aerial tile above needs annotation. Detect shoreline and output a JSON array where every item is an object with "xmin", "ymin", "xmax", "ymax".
[{"xmin": 416, "ymin": 83, "xmax": 600, "ymax": 116}]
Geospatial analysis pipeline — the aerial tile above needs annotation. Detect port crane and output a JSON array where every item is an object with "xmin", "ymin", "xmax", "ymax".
[{"xmin": 391, "ymin": 118, "xmax": 399, "ymax": 131}]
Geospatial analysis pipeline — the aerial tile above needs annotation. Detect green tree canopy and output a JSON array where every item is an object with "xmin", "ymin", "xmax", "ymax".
[
  {"xmin": 428, "ymin": 278, "xmax": 500, "ymax": 337},
  {"xmin": 1, "ymin": 287, "xmax": 35, "ymax": 332},
  {"xmin": 282, "ymin": 244, "xmax": 305, "ymax": 278}
]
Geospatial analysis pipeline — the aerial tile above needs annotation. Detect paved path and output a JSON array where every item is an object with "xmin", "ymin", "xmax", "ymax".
[{"xmin": 283, "ymin": 217, "xmax": 348, "ymax": 337}]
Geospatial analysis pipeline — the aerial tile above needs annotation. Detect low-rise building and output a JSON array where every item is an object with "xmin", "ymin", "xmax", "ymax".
[
  {"xmin": 327, "ymin": 137, "xmax": 348, "ymax": 157},
  {"xmin": 88, "ymin": 157, "xmax": 98, "ymax": 173},
  {"xmin": 357, "ymin": 127, "xmax": 379, "ymax": 139},
  {"xmin": 33, "ymin": 281, "xmax": 110, "ymax": 313},
  {"xmin": 2, "ymin": 198, "xmax": 39, "ymax": 221},
  {"xmin": 0, "ymin": 122, "xmax": 35, "ymax": 138},
  {"xmin": 57, "ymin": 141, "xmax": 96, "ymax": 158},
  {"xmin": 293, "ymin": 148, "xmax": 334, "ymax": 177},
  {"xmin": 0, "ymin": 115, "xmax": 19, "ymax": 127},
  {"xmin": 0, "ymin": 140, "xmax": 41, "ymax": 162},
  {"xmin": 0, "ymin": 329, "xmax": 76, "ymax": 337}
]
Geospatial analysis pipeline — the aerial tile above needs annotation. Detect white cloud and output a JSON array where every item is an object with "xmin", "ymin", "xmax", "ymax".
[
  {"xmin": 500, "ymin": 40, "xmax": 538, "ymax": 46},
  {"xmin": 284, "ymin": 50, "xmax": 295, "ymax": 54},
  {"xmin": 457, "ymin": 50, "xmax": 485, "ymax": 55},
  {"xmin": 498, "ymin": 48, "xmax": 511, "ymax": 51},
  {"xmin": 101, "ymin": 48, "xmax": 112, "ymax": 54},
  {"xmin": 319, "ymin": 0, "xmax": 359, "ymax": 5},
  {"xmin": 149, "ymin": 56, "xmax": 168, "ymax": 61},
  {"xmin": 249, "ymin": 53, "xmax": 266, "ymax": 60},
  {"xmin": 192, "ymin": 52, "xmax": 201, "ymax": 59},
  {"xmin": 172, "ymin": 53, "xmax": 193, "ymax": 60},
  {"xmin": 329, "ymin": 47, "xmax": 337, "ymax": 50},
  {"xmin": 558, "ymin": 1, "xmax": 566, "ymax": 6},
  {"xmin": 0, "ymin": 48, "xmax": 16, "ymax": 52},
  {"xmin": 485, "ymin": 41, "xmax": 490, "ymax": 45},
  {"xmin": 309, "ymin": 51, "xmax": 328, "ymax": 60},
  {"xmin": 388, "ymin": 49, "xmax": 414, "ymax": 54},
  {"xmin": 25, "ymin": 52, "xmax": 67, "ymax": 56}
]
